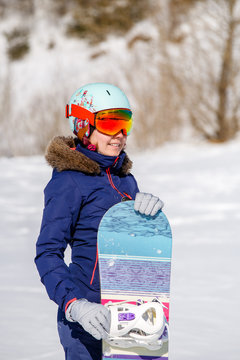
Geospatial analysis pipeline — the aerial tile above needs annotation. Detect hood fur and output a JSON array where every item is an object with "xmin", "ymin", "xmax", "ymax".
[{"xmin": 45, "ymin": 136, "xmax": 133, "ymax": 175}]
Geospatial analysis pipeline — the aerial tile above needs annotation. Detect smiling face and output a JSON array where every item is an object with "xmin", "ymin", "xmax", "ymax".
[{"xmin": 89, "ymin": 129, "xmax": 127, "ymax": 156}]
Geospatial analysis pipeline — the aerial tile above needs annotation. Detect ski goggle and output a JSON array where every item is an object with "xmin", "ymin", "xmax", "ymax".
[{"xmin": 66, "ymin": 104, "xmax": 133, "ymax": 136}]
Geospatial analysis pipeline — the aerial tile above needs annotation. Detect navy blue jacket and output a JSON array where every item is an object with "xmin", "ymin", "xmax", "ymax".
[{"xmin": 35, "ymin": 136, "xmax": 139, "ymax": 312}]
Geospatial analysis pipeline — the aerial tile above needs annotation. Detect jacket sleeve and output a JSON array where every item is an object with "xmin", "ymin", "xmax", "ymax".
[{"xmin": 35, "ymin": 170, "xmax": 84, "ymax": 311}]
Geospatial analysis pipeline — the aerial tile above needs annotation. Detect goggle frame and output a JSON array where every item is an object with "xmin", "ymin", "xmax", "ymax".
[{"xmin": 66, "ymin": 104, "xmax": 133, "ymax": 136}]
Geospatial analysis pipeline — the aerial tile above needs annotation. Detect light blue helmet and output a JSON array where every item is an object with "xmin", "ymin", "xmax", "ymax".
[{"xmin": 66, "ymin": 82, "xmax": 131, "ymax": 134}]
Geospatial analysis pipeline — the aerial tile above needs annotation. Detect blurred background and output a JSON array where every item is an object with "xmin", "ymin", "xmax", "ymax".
[
  {"xmin": 0, "ymin": 0, "xmax": 240, "ymax": 155},
  {"xmin": 0, "ymin": 1, "xmax": 240, "ymax": 360}
]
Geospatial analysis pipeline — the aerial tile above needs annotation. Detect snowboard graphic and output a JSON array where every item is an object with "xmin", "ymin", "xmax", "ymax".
[{"xmin": 98, "ymin": 201, "xmax": 172, "ymax": 359}]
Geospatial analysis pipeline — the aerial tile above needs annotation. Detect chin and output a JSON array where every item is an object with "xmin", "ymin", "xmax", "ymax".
[
  {"xmin": 99, "ymin": 148, "xmax": 120, "ymax": 156},
  {"xmin": 108, "ymin": 149, "xmax": 121, "ymax": 156}
]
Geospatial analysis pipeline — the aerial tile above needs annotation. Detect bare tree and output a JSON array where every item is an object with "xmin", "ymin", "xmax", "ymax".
[
  {"xmin": 216, "ymin": 0, "xmax": 240, "ymax": 141},
  {"xmin": 124, "ymin": 0, "xmax": 186, "ymax": 149},
  {"xmin": 170, "ymin": 0, "xmax": 240, "ymax": 142},
  {"xmin": 0, "ymin": 64, "xmax": 12, "ymax": 156}
]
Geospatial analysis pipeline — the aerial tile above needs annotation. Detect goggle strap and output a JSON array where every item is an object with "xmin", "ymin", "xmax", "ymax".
[
  {"xmin": 68, "ymin": 104, "xmax": 95, "ymax": 125},
  {"xmin": 66, "ymin": 104, "xmax": 69, "ymax": 118}
]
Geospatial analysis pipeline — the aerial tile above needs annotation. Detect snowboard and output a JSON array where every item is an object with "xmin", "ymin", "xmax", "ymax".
[{"xmin": 97, "ymin": 200, "xmax": 172, "ymax": 360}]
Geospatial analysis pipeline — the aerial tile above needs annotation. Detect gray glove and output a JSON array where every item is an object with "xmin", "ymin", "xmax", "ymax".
[
  {"xmin": 134, "ymin": 192, "xmax": 164, "ymax": 216},
  {"xmin": 65, "ymin": 299, "xmax": 110, "ymax": 340}
]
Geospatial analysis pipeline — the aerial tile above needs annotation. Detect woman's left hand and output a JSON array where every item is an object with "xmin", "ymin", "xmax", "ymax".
[{"xmin": 134, "ymin": 192, "xmax": 164, "ymax": 217}]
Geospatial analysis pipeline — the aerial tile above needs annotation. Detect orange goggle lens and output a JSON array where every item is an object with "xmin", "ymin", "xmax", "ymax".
[{"xmin": 95, "ymin": 109, "xmax": 133, "ymax": 136}]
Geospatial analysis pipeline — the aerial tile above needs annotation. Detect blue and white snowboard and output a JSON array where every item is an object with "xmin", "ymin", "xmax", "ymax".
[{"xmin": 98, "ymin": 201, "xmax": 172, "ymax": 359}]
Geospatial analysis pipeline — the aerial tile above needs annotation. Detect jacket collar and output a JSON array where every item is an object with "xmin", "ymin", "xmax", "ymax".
[
  {"xmin": 75, "ymin": 142, "xmax": 126, "ymax": 172},
  {"xmin": 45, "ymin": 136, "xmax": 132, "ymax": 175}
]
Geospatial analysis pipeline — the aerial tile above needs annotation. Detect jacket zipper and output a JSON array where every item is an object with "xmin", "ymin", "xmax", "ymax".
[
  {"xmin": 106, "ymin": 168, "xmax": 132, "ymax": 200},
  {"xmin": 90, "ymin": 244, "xmax": 98, "ymax": 285},
  {"xmin": 90, "ymin": 167, "xmax": 132, "ymax": 286}
]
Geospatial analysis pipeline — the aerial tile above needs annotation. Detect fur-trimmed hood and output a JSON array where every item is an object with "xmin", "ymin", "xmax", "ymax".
[{"xmin": 45, "ymin": 136, "xmax": 133, "ymax": 175}]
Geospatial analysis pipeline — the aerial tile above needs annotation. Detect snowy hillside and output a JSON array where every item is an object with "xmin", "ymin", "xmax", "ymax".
[
  {"xmin": 0, "ymin": 139, "xmax": 239, "ymax": 359},
  {"xmin": 1, "ymin": 0, "xmax": 240, "ymax": 155}
]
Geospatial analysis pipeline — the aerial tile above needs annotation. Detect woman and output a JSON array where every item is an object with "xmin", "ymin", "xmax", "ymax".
[{"xmin": 35, "ymin": 83, "xmax": 163, "ymax": 360}]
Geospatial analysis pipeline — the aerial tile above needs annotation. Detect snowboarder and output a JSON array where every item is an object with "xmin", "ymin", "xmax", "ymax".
[{"xmin": 35, "ymin": 82, "xmax": 164, "ymax": 360}]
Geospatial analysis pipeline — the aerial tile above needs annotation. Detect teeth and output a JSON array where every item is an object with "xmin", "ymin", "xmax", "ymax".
[{"xmin": 110, "ymin": 144, "xmax": 120, "ymax": 147}]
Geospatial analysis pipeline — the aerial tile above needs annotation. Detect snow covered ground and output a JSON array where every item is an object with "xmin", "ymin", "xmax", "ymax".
[{"xmin": 0, "ymin": 139, "xmax": 239, "ymax": 360}]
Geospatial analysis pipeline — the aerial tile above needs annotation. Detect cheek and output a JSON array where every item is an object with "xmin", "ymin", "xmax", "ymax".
[{"xmin": 99, "ymin": 139, "xmax": 110, "ymax": 153}]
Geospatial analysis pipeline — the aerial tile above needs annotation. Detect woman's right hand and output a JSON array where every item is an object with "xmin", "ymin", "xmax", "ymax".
[{"xmin": 134, "ymin": 192, "xmax": 164, "ymax": 216}]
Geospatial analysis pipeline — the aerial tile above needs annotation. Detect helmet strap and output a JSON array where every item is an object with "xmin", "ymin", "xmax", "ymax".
[
  {"xmin": 76, "ymin": 125, "xmax": 89, "ymax": 140},
  {"xmin": 74, "ymin": 117, "xmax": 91, "ymax": 139}
]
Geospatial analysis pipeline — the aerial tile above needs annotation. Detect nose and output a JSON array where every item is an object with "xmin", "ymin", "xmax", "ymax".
[{"xmin": 114, "ymin": 130, "xmax": 126, "ymax": 138}]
